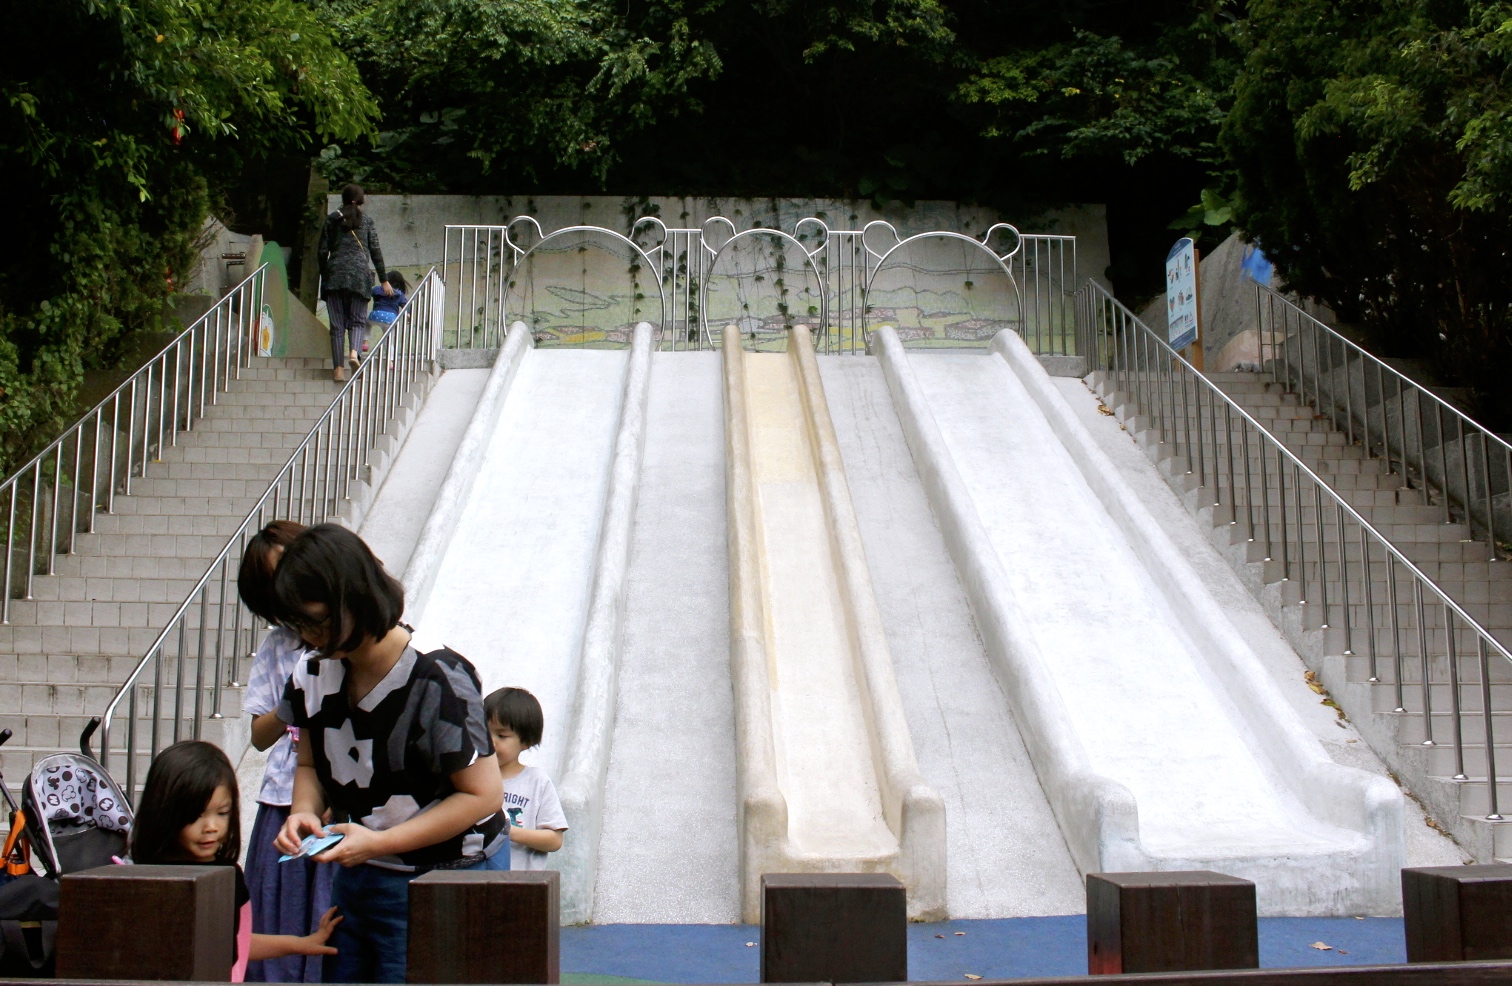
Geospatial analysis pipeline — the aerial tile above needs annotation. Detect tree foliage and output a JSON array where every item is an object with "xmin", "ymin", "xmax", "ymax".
[
  {"xmin": 0, "ymin": 0, "xmax": 375, "ymax": 471},
  {"xmin": 1225, "ymin": 0, "xmax": 1512, "ymax": 422}
]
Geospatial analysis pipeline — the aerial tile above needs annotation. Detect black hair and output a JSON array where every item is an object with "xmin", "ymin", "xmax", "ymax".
[
  {"xmin": 386, "ymin": 270, "xmax": 408, "ymax": 294},
  {"xmin": 484, "ymin": 687, "xmax": 544, "ymax": 748},
  {"xmin": 237, "ymin": 520, "xmax": 306, "ymax": 623},
  {"xmin": 272, "ymin": 523, "xmax": 404, "ymax": 656},
  {"xmin": 130, "ymin": 741, "xmax": 240, "ymax": 865},
  {"xmin": 340, "ymin": 183, "xmax": 365, "ymax": 231}
]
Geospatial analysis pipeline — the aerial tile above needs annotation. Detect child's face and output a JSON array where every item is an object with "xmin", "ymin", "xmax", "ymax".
[
  {"xmin": 488, "ymin": 718, "xmax": 524, "ymax": 766},
  {"xmin": 179, "ymin": 783, "xmax": 234, "ymax": 862}
]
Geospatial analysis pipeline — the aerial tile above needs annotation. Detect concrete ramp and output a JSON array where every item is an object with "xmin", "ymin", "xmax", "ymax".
[
  {"xmin": 723, "ymin": 325, "xmax": 945, "ymax": 922},
  {"xmin": 872, "ymin": 326, "xmax": 1404, "ymax": 916}
]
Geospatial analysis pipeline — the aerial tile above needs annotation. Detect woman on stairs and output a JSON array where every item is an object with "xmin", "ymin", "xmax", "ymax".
[{"xmin": 318, "ymin": 183, "xmax": 392, "ymax": 383}]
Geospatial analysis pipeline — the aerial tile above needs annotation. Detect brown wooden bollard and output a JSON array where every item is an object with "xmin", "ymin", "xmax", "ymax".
[
  {"xmin": 1403, "ymin": 864, "xmax": 1512, "ymax": 962},
  {"xmin": 406, "ymin": 869, "xmax": 559, "ymax": 984},
  {"xmin": 760, "ymin": 872, "xmax": 906, "ymax": 984},
  {"xmin": 56, "ymin": 863, "xmax": 235, "ymax": 981},
  {"xmin": 1086, "ymin": 870, "xmax": 1258, "ymax": 974}
]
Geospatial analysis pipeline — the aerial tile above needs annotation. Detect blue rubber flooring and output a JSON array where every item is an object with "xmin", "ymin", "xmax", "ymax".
[{"xmin": 560, "ymin": 917, "xmax": 1406, "ymax": 983}]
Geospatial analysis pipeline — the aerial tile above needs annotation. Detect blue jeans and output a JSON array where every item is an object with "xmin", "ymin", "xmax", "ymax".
[{"xmin": 322, "ymin": 851, "xmax": 509, "ymax": 984}]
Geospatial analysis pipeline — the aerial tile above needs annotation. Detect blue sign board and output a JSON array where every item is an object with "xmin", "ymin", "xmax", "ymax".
[{"xmin": 1166, "ymin": 237, "xmax": 1199, "ymax": 351}]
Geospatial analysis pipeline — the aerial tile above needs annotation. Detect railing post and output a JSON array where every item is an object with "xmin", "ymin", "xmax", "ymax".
[
  {"xmin": 760, "ymin": 873, "xmax": 906, "ymax": 984},
  {"xmin": 57, "ymin": 864, "xmax": 236, "ymax": 981},
  {"xmin": 1402, "ymin": 864, "xmax": 1512, "ymax": 962},
  {"xmin": 407, "ymin": 870, "xmax": 560, "ymax": 984},
  {"xmin": 1086, "ymin": 871, "xmax": 1259, "ymax": 974}
]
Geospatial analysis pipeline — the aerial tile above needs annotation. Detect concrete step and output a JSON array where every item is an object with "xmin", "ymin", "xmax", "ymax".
[
  {"xmin": 28, "ymin": 574, "xmax": 206, "ymax": 604},
  {"xmin": 0, "ymin": 653, "xmax": 146, "ymax": 684},
  {"xmin": 88, "ymin": 511, "xmax": 256, "ymax": 536},
  {"xmin": 49, "ymin": 552, "xmax": 242, "ymax": 582},
  {"xmin": 2, "ymin": 597, "xmax": 246, "ymax": 631}
]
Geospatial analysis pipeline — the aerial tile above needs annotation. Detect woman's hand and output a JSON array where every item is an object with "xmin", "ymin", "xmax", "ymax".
[
  {"xmin": 275, "ymin": 811, "xmax": 327, "ymax": 855},
  {"xmin": 381, "ymin": 281, "xmax": 395, "ymax": 297},
  {"xmin": 312, "ymin": 822, "xmax": 391, "ymax": 867},
  {"xmin": 293, "ymin": 907, "xmax": 343, "ymax": 956}
]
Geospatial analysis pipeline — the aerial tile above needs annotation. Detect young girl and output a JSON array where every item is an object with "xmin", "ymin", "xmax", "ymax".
[
  {"xmin": 270, "ymin": 524, "xmax": 508, "ymax": 984},
  {"xmin": 130, "ymin": 741, "xmax": 342, "ymax": 983},
  {"xmin": 364, "ymin": 270, "xmax": 409, "ymax": 357},
  {"xmin": 237, "ymin": 520, "xmax": 333, "ymax": 983},
  {"xmin": 484, "ymin": 688, "xmax": 568, "ymax": 871}
]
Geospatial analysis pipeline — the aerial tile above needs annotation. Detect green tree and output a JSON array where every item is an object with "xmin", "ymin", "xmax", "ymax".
[
  {"xmin": 1224, "ymin": 0, "xmax": 1512, "ymax": 422},
  {"xmin": 0, "ymin": 0, "xmax": 376, "ymax": 471}
]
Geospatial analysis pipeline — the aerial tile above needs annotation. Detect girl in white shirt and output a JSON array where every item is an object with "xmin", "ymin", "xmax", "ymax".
[{"xmin": 237, "ymin": 521, "xmax": 332, "ymax": 983}]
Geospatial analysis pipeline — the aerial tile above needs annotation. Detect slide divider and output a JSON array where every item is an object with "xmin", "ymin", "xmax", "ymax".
[
  {"xmin": 557, "ymin": 322, "xmax": 656, "ymax": 924},
  {"xmin": 402, "ymin": 322, "xmax": 533, "ymax": 622},
  {"xmin": 788, "ymin": 327, "xmax": 947, "ymax": 922},
  {"xmin": 988, "ymin": 329, "xmax": 1403, "ymax": 915},
  {"xmin": 871, "ymin": 326, "xmax": 1147, "ymax": 879},
  {"xmin": 722, "ymin": 325, "xmax": 791, "ymax": 923}
]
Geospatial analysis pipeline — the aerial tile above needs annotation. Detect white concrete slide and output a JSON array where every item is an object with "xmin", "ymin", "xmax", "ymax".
[
  {"xmin": 405, "ymin": 325, "xmax": 656, "ymax": 915},
  {"xmin": 723, "ymin": 324, "xmax": 946, "ymax": 922},
  {"xmin": 872, "ymin": 326, "xmax": 1403, "ymax": 916},
  {"xmin": 555, "ymin": 323, "xmax": 654, "ymax": 922}
]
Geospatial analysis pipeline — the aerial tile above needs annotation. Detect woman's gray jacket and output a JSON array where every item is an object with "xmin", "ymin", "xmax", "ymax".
[{"xmin": 318, "ymin": 211, "xmax": 386, "ymax": 297}]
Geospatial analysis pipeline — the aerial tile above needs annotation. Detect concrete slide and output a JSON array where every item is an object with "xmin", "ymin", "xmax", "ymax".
[
  {"xmin": 723, "ymin": 325, "xmax": 946, "ymax": 922},
  {"xmin": 404, "ymin": 322, "xmax": 656, "ymax": 921},
  {"xmin": 592, "ymin": 350, "xmax": 741, "ymax": 924},
  {"xmin": 872, "ymin": 326, "xmax": 1404, "ymax": 916},
  {"xmin": 819, "ymin": 355, "xmax": 1085, "ymax": 919}
]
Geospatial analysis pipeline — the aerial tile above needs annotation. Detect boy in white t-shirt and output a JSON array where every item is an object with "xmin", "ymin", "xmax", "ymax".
[{"xmin": 484, "ymin": 687, "xmax": 569, "ymax": 871}]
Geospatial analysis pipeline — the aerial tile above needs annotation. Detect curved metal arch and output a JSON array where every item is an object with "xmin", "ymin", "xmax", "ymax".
[
  {"xmin": 981, "ymin": 222, "xmax": 1024, "ymax": 261},
  {"xmin": 507, "ymin": 224, "xmax": 668, "ymax": 346},
  {"xmin": 862, "ymin": 230, "xmax": 1025, "ymax": 343},
  {"xmin": 701, "ymin": 226, "xmax": 827, "ymax": 350}
]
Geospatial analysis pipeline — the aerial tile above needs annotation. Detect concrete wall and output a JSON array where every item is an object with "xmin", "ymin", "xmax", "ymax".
[{"xmin": 334, "ymin": 193, "xmax": 1110, "ymax": 288}]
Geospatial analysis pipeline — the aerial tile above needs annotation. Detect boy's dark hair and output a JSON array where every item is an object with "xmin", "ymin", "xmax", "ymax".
[
  {"xmin": 130, "ymin": 740, "xmax": 240, "ymax": 865},
  {"xmin": 386, "ymin": 270, "xmax": 408, "ymax": 294},
  {"xmin": 484, "ymin": 687, "xmax": 544, "ymax": 748},
  {"xmin": 272, "ymin": 523, "xmax": 404, "ymax": 656},
  {"xmin": 237, "ymin": 520, "xmax": 306, "ymax": 623}
]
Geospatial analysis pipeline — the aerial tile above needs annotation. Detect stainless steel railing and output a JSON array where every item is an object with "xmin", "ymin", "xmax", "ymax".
[
  {"xmin": 97, "ymin": 269, "xmax": 442, "ymax": 794},
  {"xmin": 1081, "ymin": 279, "xmax": 1509, "ymax": 820},
  {"xmin": 441, "ymin": 218, "xmax": 1077, "ymax": 356},
  {"xmin": 1256, "ymin": 285, "xmax": 1510, "ymax": 558},
  {"xmin": 0, "ymin": 266, "xmax": 267, "ymax": 622}
]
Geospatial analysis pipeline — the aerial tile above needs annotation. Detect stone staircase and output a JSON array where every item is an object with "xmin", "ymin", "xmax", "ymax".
[
  {"xmin": 1092, "ymin": 367, "xmax": 1512, "ymax": 863},
  {"xmin": 0, "ymin": 356, "xmax": 341, "ymax": 795}
]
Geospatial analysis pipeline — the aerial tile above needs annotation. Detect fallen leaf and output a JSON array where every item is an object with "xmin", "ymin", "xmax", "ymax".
[
  {"xmin": 936, "ymin": 934, "xmax": 946, "ymax": 939},
  {"xmin": 955, "ymin": 932, "xmax": 967, "ymax": 937},
  {"xmin": 1354, "ymin": 917, "xmax": 1365, "ymax": 920},
  {"xmin": 965, "ymin": 975, "xmax": 983, "ymax": 980},
  {"xmin": 1338, "ymin": 951, "xmax": 1349, "ymax": 955},
  {"xmin": 1311, "ymin": 942, "xmax": 1332, "ymax": 951},
  {"xmin": 745, "ymin": 942, "xmax": 755, "ymax": 947},
  {"xmin": 1097, "ymin": 404, "xmax": 1115, "ymax": 416}
]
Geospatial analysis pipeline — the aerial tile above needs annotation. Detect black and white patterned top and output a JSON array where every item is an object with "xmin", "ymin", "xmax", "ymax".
[{"xmin": 276, "ymin": 645, "xmax": 507, "ymax": 872}]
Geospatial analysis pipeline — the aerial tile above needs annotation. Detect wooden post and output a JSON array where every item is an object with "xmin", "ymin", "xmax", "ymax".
[
  {"xmin": 1403, "ymin": 864, "xmax": 1512, "ymax": 962},
  {"xmin": 760, "ymin": 872, "xmax": 907, "ymax": 984},
  {"xmin": 406, "ymin": 869, "xmax": 559, "ymax": 984},
  {"xmin": 55, "ymin": 864, "xmax": 235, "ymax": 981},
  {"xmin": 1086, "ymin": 871, "xmax": 1258, "ymax": 975}
]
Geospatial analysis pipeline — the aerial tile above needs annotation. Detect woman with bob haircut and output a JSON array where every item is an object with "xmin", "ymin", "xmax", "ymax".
[{"xmin": 269, "ymin": 524, "xmax": 508, "ymax": 984}]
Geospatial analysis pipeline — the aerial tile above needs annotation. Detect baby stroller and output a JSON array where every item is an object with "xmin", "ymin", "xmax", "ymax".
[{"xmin": 0, "ymin": 718, "xmax": 134, "ymax": 975}]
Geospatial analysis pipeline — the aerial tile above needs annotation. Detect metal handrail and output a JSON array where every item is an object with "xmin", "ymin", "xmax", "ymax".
[
  {"xmin": 0, "ymin": 266, "xmax": 267, "ymax": 621},
  {"xmin": 97, "ymin": 269, "xmax": 442, "ymax": 794},
  {"xmin": 1081, "ymin": 279, "xmax": 1510, "ymax": 820},
  {"xmin": 441, "ymin": 219, "xmax": 1076, "ymax": 356},
  {"xmin": 1256, "ymin": 284, "xmax": 1510, "ymax": 558}
]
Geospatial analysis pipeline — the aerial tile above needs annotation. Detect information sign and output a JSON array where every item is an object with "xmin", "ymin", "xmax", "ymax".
[{"xmin": 1166, "ymin": 237, "xmax": 1199, "ymax": 351}]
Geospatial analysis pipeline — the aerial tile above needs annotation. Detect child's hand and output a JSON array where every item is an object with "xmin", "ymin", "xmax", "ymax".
[
  {"xmin": 275, "ymin": 812, "xmax": 327, "ymax": 856},
  {"xmin": 293, "ymin": 907, "xmax": 342, "ymax": 956},
  {"xmin": 312, "ymin": 822, "xmax": 389, "ymax": 867}
]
